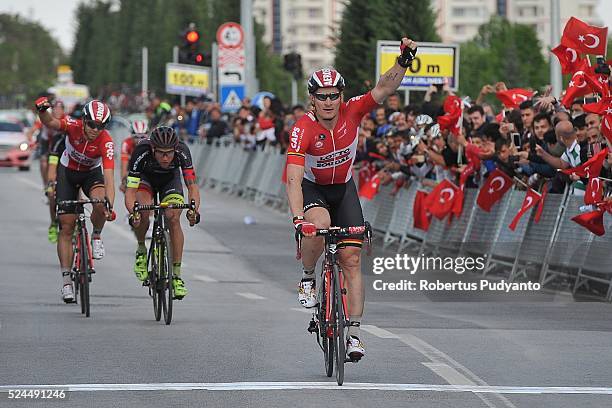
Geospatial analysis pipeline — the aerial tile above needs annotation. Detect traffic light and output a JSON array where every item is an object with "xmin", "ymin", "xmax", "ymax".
[
  {"xmin": 284, "ymin": 52, "xmax": 303, "ymax": 79},
  {"xmin": 179, "ymin": 23, "xmax": 209, "ymax": 65}
]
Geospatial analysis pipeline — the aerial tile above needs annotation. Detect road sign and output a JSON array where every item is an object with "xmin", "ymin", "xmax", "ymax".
[
  {"xmin": 48, "ymin": 84, "xmax": 89, "ymax": 104},
  {"xmin": 219, "ymin": 66, "xmax": 246, "ymax": 84},
  {"xmin": 217, "ymin": 22, "xmax": 244, "ymax": 49},
  {"xmin": 166, "ymin": 63, "xmax": 211, "ymax": 96},
  {"xmin": 376, "ymin": 41, "xmax": 460, "ymax": 91},
  {"xmin": 220, "ymin": 84, "xmax": 245, "ymax": 113}
]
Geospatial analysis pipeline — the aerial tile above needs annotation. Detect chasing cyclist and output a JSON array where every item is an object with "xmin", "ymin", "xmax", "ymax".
[
  {"xmin": 124, "ymin": 126, "xmax": 201, "ymax": 299},
  {"xmin": 286, "ymin": 37, "xmax": 417, "ymax": 360},
  {"xmin": 35, "ymin": 98, "xmax": 116, "ymax": 303},
  {"xmin": 120, "ymin": 120, "xmax": 149, "ymax": 193}
]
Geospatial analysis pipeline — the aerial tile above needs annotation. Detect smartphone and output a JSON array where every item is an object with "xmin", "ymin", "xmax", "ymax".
[{"xmin": 511, "ymin": 132, "xmax": 521, "ymax": 148}]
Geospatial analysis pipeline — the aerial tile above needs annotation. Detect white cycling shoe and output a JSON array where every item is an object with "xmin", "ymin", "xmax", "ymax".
[
  {"xmin": 61, "ymin": 284, "xmax": 75, "ymax": 303},
  {"xmin": 298, "ymin": 278, "xmax": 317, "ymax": 308},
  {"xmin": 92, "ymin": 237, "xmax": 105, "ymax": 260},
  {"xmin": 346, "ymin": 336, "xmax": 365, "ymax": 360}
]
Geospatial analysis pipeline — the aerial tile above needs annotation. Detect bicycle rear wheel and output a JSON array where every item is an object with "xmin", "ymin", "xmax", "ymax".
[
  {"xmin": 79, "ymin": 229, "xmax": 90, "ymax": 317},
  {"xmin": 320, "ymin": 271, "xmax": 333, "ymax": 377},
  {"xmin": 333, "ymin": 264, "xmax": 345, "ymax": 386},
  {"xmin": 161, "ymin": 230, "xmax": 174, "ymax": 325},
  {"xmin": 149, "ymin": 239, "xmax": 162, "ymax": 322}
]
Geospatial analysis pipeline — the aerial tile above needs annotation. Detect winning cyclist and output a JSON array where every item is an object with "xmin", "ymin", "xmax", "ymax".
[
  {"xmin": 120, "ymin": 120, "xmax": 149, "ymax": 193},
  {"xmin": 35, "ymin": 98, "xmax": 116, "ymax": 303},
  {"xmin": 286, "ymin": 37, "xmax": 417, "ymax": 360},
  {"xmin": 124, "ymin": 126, "xmax": 201, "ymax": 299}
]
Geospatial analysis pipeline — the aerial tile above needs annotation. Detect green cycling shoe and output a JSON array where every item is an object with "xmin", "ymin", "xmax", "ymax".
[
  {"xmin": 172, "ymin": 277, "xmax": 187, "ymax": 300},
  {"xmin": 134, "ymin": 250, "xmax": 148, "ymax": 282},
  {"xmin": 48, "ymin": 224, "xmax": 58, "ymax": 244}
]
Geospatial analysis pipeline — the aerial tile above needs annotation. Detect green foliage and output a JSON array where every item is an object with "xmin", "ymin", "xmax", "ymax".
[
  {"xmin": 0, "ymin": 13, "xmax": 64, "ymax": 100},
  {"xmin": 334, "ymin": 0, "xmax": 440, "ymax": 98},
  {"xmin": 458, "ymin": 16, "xmax": 549, "ymax": 100},
  {"xmin": 70, "ymin": 0, "xmax": 289, "ymax": 103}
]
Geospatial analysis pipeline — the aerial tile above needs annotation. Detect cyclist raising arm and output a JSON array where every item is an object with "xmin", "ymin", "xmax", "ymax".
[
  {"xmin": 124, "ymin": 126, "xmax": 201, "ymax": 299},
  {"xmin": 286, "ymin": 37, "xmax": 417, "ymax": 360},
  {"xmin": 35, "ymin": 97, "xmax": 116, "ymax": 302}
]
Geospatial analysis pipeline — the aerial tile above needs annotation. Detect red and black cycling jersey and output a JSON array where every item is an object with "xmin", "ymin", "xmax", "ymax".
[
  {"xmin": 126, "ymin": 140, "xmax": 196, "ymax": 188},
  {"xmin": 286, "ymin": 91, "xmax": 380, "ymax": 185},
  {"xmin": 58, "ymin": 117, "xmax": 115, "ymax": 171},
  {"xmin": 121, "ymin": 136, "xmax": 147, "ymax": 163}
]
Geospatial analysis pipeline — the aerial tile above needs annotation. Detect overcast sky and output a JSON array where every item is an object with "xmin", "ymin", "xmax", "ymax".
[{"xmin": 1, "ymin": 0, "xmax": 612, "ymax": 53}]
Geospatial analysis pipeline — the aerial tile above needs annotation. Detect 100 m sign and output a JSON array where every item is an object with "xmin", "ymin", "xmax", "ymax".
[{"xmin": 169, "ymin": 71, "xmax": 209, "ymax": 88}]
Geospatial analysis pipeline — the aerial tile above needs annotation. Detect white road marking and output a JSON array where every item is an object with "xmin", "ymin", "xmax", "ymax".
[
  {"xmin": 236, "ymin": 292, "xmax": 266, "ymax": 300},
  {"xmin": 422, "ymin": 363, "xmax": 476, "ymax": 386},
  {"xmin": 0, "ymin": 382, "xmax": 611, "ymax": 394},
  {"xmin": 193, "ymin": 274, "xmax": 218, "ymax": 283},
  {"xmin": 290, "ymin": 307, "xmax": 313, "ymax": 314},
  {"xmin": 361, "ymin": 325, "xmax": 399, "ymax": 339}
]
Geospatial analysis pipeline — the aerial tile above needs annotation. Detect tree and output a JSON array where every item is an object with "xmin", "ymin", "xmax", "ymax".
[
  {"xmin": 0, "ymin": 13, "xmax": 64, "ymax": 102},
  {"xmin": 335, "ymin": 0, "xmax": 440, "ymax": 98},
  {"xmin": 458, "ymin": 16, "xmax": 548, "ymax": 101}
]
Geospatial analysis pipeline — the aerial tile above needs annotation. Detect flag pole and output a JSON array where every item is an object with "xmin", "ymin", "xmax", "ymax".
[{"xmin": 513, "ymin": 176, "xmax": 531, "ymax": 190}]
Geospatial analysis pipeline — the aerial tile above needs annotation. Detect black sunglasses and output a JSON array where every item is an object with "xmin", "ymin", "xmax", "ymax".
[
  {"xmin": 314, "ymin": 92, "xmax": 341, "ymax": 101},
  {"xmin": 154, "ymin": 149, "xmax": 175, "ymax": 158},
  {"xmin": 85, "ymin": 119, "xmax": 106, "ymax": 130}
]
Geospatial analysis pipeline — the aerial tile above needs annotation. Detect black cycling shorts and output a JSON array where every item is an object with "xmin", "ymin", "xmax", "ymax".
[
  {"xmin": 138, "ymin": 169, "xmax": 184, "ymax": 203},
  {"xmin": 56, "ymin": 164, "xmax": 105, "ymax": 214},
  {"xmin": 302, "ymin": 178, "xmax": 364, "ymax": 248}
]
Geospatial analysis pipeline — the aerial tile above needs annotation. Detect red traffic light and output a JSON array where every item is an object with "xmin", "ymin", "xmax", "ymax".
[
  {"xmin": 195, "ymin": 53, "xmax": 204, "ymax": 63},
  {"xmin": 185, "ymin": 30, "xmax": 199, "ymax": 44}
]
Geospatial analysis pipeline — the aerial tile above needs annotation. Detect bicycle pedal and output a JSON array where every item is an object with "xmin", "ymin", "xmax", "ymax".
[{"xmin": 307, "ymin": 319, "xmax": 318, "ymax": 334}]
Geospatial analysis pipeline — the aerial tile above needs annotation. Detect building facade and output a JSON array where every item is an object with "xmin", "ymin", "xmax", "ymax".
[{"xmin": 253, "ymin": 0, "xmax": 347, "ymax": 78}]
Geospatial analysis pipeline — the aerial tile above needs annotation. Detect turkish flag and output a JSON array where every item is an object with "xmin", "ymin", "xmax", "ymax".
[
  {"xmin": 496, "ymin": 89, "xmax": 535, "ymax": 109},
  {"xmin": 561, "ymin": 17, "xmax": 608, "ymax": 56},
  {"xmin": 560, "ymin": 147, "xmax": 608, "ymax": 178},
  {"xmin": 551, "ymin": 44, "xmax": 585, "ymax": 75},
  {"xmin": 437, "ymin": 95, "xmax": 463, "ymax": 136},
  {"xmin": 583, "ymin": 67, "xmax": 609, "ymax": 96},
  {"xmin": 476, "ymin": 169, "xmax": 513, "ymax": 212},
  {"xmin": 572, "ymin": 210, "xmax": 605, "ymax": 236},
  {"xmin": 561, "ymin": 60, "xmax": 593, "ymax": 108},
  {"xmin": 508, "ymin": 188, "xmax": 541, "ymax": 231},
  {"xmin": 495, "ymin": 110, "xmax": 505, "ymax": 123},
  {"xmin": 534, "ymin": 184, "xmax": 548, "ymax": 223},
  {"xmin": 424, "ymin": 179, "xmax": 459, "ymax": 220},
  {"xmin": 413, "ymin": 190, "xmax": 431, "ymax": 231},
  {"xmin": 585, "ymin": 177, "xmax": 604, "ymax": 205},
  {"xmin": 358, "ymin": 173, "xmax": 381, "ymax": 200}
]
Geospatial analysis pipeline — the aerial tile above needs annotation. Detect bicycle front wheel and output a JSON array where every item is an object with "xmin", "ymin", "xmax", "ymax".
[
  {"xmin": 79, "ymin": 229, "xmax": 90, "ymax": 317},
  {"xmin": 333, "ymin": 264, "xmax": 345, "ymax": 386},
  {"xmin": 161, "ymin": 230, "xmax": 174, "ymax": 325},
  {"xmin": 149, "ymin": 239, "xmax": 162, "ymax": 322},
  {"xmin": 320, "ymin": 270, "xmax": 333, "ymax": 377}
]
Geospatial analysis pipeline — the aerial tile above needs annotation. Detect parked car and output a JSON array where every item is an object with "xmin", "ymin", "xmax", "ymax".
[{"xmin": 0, "ymin": 121, "xmax": 32, "ymax": 171}]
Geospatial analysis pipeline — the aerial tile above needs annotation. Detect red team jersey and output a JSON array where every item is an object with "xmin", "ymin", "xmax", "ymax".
[
  {"xmin": 58, "ymin": 117, "xmax": 115, "ymax": 171},
  {"xmin": 286, "ymin": 91, "xmax": 379, "ymax": 185},
  {"xmin": 121, "ymin": 137, "xmax": 136, "ymax": 163}
]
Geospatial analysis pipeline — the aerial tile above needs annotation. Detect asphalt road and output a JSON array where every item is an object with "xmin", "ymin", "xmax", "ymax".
[{"xmin": 1, "ymin": 166, "xmax": 612, "ymax": 408}]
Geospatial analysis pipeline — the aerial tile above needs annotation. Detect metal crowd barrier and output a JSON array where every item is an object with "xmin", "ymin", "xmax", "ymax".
[{"xmin": 195, "ymin": 143, "xmax": 612, "ymax": 301}]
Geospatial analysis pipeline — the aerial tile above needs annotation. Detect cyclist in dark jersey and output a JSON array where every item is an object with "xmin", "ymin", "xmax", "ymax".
[
  {"xmin": 124, "ymin": 126, "xmax": 201, "ymax": 299},
  {"xmin": 286, "ymin": 37, "xmax": 417, "ymax": 360}
]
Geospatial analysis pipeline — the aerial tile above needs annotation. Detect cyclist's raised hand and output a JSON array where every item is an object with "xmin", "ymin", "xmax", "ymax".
[
  {"xmin": 294, "ymin": 216, "xmax": 316, "ymax": 237},
  {"xmin": 35, "ymin": 96, "xmax": 51, "ymax": 113},
  {"xmin": 398, "ymin": 37, "xmax": 418, "ymax": 68}
]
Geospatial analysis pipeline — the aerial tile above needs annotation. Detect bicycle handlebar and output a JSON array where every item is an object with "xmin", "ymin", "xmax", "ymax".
[
  {"xmin": 295, "ymin": 222, "xmax": 373, "ymax": 260},
  {"xmin": 57, "ymin": 198, "xmax": 110, "ymax": 210},
  {"xmin": 133, "ymin": 199, "xmax": 196, "ymax": 213}
]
